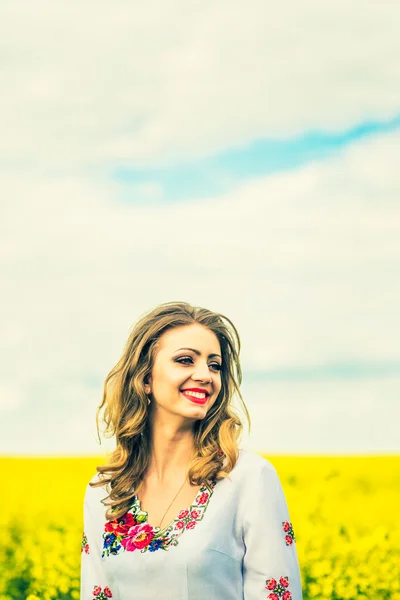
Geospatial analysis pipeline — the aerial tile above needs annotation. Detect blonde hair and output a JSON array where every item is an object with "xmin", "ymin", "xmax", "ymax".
[{"xmin": 91, "ymin": 300, "xmax": 251, "ymax": 520}]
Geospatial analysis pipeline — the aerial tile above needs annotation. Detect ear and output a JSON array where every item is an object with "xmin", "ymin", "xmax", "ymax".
[{"xmin": 144, "ymin": 374, "xmax": 151, "ymax": 395}]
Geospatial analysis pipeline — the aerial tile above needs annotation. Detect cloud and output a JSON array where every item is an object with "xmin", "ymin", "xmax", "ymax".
[
  {"xmin": 113, "ymin": 116, "xmax": 400, "ymax": 204},
  {"xmin": 0, "ymin": 382, "xmax": 22, "ymax": 411},
  {"xmin": 241, "ymin": 377, "xmax": 400, "ymax": 454},
  {"xmin": 0, "ymin": 128, "xmax": 399, "ymax": 452},
  {"xmin": 2, "ymin": 129, "xmax": 399, "ymax": 365},
  {"xmin": 1, "ymin": 1, "xmax": 399, "ymax": 170}
]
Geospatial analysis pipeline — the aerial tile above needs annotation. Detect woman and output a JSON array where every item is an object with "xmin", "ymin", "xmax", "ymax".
[{"xmin": 81, "ymin": 301, "xmax": 303, "ymax": 599}]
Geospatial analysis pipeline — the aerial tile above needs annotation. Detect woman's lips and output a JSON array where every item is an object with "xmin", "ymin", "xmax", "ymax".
[{"xmin": 181, "ymin": 391, "xmax": 208, "ymax": 404}]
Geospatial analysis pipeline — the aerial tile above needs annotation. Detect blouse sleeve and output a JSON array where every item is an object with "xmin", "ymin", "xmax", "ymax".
[
  {"xmin": 242, "ymin": 461, "xmax": 303, "ymax": 600},
  {"xmin": 80, "ymin": 482, "xmax": 119, "ymax": 600}
]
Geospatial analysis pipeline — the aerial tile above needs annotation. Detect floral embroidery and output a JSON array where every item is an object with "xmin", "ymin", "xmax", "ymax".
[
  {"xmin": 265, "ymin": 576, "xmax": 291, "ymax": 599},
  {"xmin": 282, "ymin": 521, "xmax": 295, "ymax": 546},
  {"xmin": 81, "ymin": 531, "xmax": 90, "ymax": 554},
  {"xmin": 92, "ymin": 586, "xmax": 112, "ymax": 598},
  {"xmin": 102, "ymin": 478, "xmax": 217, "ymax": 556}
]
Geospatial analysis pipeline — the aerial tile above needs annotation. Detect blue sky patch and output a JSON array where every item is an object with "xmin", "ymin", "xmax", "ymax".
[{"xmin": 112, "ymin": 113, "xmax": 400, "ymax": 205}]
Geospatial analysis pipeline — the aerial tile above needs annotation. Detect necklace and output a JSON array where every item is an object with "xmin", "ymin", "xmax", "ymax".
[{"xmin": 157, "ymin": 475, "xmax": 188, "ymax": 530}]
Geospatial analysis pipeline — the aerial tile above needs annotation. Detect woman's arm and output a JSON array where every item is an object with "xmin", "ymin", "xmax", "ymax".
[
  {"xmin": 242, "ymin": 461, "xmax": 303, "ymax": 599},
  {"xmin": 81, "ymin": 483, "xmax": 119, "ymax": 600}
]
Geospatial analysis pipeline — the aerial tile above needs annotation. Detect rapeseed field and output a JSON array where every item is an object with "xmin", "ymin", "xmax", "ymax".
[{"xmin": 1, "ymin": 455, "xmax": 398, "ymax": 600}]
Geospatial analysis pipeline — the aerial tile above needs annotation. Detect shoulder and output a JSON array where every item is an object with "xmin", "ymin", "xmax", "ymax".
[
  {"xmin": 83, "ymin": 472, "xmax": 110, "ymax": 506},
  {"xmin": 88, "ymin": 471, "xmax": 106, "ymax": 485},
  {"xmin": 235, "ymin": 449, "xmax": 282, "ymax": 497},
  {"xmin": 237, "ymin": 448, "xmax": 278, "ymax": 477},
  {"xmin": 236, "ymin": 451, "xmax": 289, "ymax": 522}
]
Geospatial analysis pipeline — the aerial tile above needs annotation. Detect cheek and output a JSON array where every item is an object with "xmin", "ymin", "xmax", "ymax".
[
  {"xmin": 212, "ymin": 377, "xmax": 222, "ymax": 397},
  {"xmin": 153, "ymin": 365, "xmax": 182, "ymax": 386},
  {"xmin": 164, "ymin": 371, "xmax": 188, "ymax": 391}
]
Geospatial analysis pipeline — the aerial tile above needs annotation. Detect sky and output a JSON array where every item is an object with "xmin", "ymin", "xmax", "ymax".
[{"xmin": 1, "ymin": 1, "xmax": 399, "ymax": 455}]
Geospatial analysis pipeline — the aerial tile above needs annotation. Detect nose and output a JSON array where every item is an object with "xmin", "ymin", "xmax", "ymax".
[{"xmin": 192, "ymin": 361, "xmax": 212, "ymax": 383}]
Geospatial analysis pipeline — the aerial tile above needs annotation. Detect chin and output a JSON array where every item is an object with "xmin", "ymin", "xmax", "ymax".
[{"xmin": 184, "ymin": 406, "xmax": 207, "ymax": 419}]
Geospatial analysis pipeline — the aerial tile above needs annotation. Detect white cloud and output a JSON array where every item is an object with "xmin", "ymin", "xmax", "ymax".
[
  {"xmin": 241, "ymin": 378, "xmax": 400, "ymax": 454},
  {"xmin": 0, "ymin": 382, "xmax": 22, "ymax": 411},
  {"xmin": 0, "ymin": 129, "xmax": 399, "ymax": 452},
  {"xmin": 0, "ymin": 1, "xmax": 399, "ymax": 169}
]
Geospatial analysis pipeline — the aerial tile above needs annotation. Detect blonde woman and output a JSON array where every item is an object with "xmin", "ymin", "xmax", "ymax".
[{"xmin": 80, "ymin": 301, "xmax": 303, "ymax": 599}]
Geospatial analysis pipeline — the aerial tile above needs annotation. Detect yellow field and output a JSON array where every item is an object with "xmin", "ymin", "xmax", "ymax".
[{"xmin": 1, "ymin": 455, "xmax": 399, "ymax": 600}]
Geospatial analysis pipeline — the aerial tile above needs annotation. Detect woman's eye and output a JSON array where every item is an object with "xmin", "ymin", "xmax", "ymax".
[
  {"xmin": 176, "ymin": 357, "xmax": 193, "ymax": 365},
  {"xmin": 210, "ymin": 363, "xmax": 222, "ymax": 371},
  {"xmin": 175, "ymin": 357, "xmax": 222, "ymax": 371}
]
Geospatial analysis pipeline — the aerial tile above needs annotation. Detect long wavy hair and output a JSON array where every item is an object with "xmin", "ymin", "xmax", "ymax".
[{"xmin": 90, "ymin": 300, "xmax": 251, "ymax": 521}]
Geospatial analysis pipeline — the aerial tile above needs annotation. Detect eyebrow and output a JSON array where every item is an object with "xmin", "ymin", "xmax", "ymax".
[{"xmin": 173, "ymin": 347, "xmax": 222, "ymax": 359}]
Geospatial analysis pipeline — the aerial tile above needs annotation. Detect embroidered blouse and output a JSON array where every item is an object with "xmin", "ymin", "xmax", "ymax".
[{"xmin": 80, "ymin": 448, "xmax": 303, "ymax": 599}]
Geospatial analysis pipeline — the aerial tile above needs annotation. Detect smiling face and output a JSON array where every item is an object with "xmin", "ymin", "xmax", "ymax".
[{"xmin": 144, "ymin": 323, "xmax": 222, "ymax": 423}]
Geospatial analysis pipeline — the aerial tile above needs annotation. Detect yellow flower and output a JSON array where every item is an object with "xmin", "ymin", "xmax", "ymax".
[{"xmin": 1, "ymin": 454, "xmax": 399, "ymax": 599}]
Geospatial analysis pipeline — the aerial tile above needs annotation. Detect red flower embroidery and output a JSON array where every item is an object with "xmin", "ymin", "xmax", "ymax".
[
  {"xmin": 92, "ymin": 586, "xmax": 113, "ymax": 599},
  {"xmin": 105, "ymin": 511, "xmax": 136, "ymax": 536},
  {"xmin": 265, "ymin": 576, "xmax": 291, "ymax": 599},
  {"xmin": 281, "ymin": 521, "xmax": 296, "ymax": 545},
  {"xmin": 266, "ymin": 578, "xmax": 277, "ymax": 590},
  {"xmin": 177, "ymin": 509, "xmax": 189, "ymax": 519},
  {"xmin": 197, "ymin": 492, "xmax": 210, "ymax": 505},
  {"xmin": 102, "ymin": 479, "xmax": 217, "ymax": 555},
  {"xmin": 81, "ymin": 532, "xmax": 90, "ymax": 554},
  {"xmin": 120, "ymin": 523, "xmax": 155, "ymax": 551}
]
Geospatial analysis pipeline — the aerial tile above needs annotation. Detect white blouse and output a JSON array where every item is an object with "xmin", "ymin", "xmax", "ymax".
[{"xmin": 80, "ymin": 448, "xmax": 303, "ymax": 599}]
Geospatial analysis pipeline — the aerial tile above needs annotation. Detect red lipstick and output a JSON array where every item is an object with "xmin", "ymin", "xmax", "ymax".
[{"xmin": 181, "ymin": 388, "xmax": 210, "ymax": 404}]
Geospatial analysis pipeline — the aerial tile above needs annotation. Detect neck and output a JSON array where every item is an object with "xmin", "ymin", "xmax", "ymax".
[{"xmin": 146, "ymin": 421, "xmax": 196, "ymax": 485}]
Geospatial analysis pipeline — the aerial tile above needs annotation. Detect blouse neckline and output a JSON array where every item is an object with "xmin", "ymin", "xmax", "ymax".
[
  {"xmin": 133, "ymin": 478, "xmax": 216, "ymax": 533},
  {"xmin": 98, "ymin": 477, "xmax": 219, "ymax": 554},
  {"xmin": 101, "ymin": 463, "xmax": 225, "ymax": 555}
]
